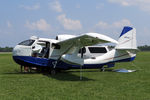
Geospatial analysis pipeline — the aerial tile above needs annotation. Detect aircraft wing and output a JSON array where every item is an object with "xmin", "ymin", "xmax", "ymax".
[
  {"xmin": 55, "ymin": 33, "xmax": 118, "ymax": 65},
  {"xmin": 57, "ymin": 33, "xmax": 118, "ymax": 48}
]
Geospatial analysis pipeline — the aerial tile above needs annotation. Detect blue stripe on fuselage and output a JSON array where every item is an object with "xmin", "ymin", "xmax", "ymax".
[
  {"xmin": 13, "ymin": 56, "xmax": 54, "ymax": 67},
  {"xmin": 13, "ymin": 56, "xmax": 75, "ymax": 69},
  {"xmin": 13, "ymin": 56, "xmax": 136, "ymax": 69}
]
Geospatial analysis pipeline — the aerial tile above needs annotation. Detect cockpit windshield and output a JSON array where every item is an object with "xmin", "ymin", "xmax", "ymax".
[{"xmin": 18, "ymin": 39, "xmax": 35, "ymax": 46}]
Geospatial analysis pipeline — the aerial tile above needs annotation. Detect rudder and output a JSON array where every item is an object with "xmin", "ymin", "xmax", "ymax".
[{"xmin": 116, "ymin": 26, "xmax": 137, "ymax": 50}]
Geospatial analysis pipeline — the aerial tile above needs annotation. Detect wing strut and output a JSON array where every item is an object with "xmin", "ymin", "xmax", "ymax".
[
  {"xmin": 53, "ymin": 42, "xmax": 74, "ymax": 69},
  {"xmin": 80, "ymin": 47, "xmax": 84, "ymax": 80}
]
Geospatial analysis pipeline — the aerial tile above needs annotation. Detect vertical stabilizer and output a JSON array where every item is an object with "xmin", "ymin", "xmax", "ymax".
[{"xmin": 116, "ymin": 26, "xmax": 137, "ymax": 50}]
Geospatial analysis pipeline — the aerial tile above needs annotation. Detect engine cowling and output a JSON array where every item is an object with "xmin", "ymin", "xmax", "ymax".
[{"xmin": 56, "ymin": 34, "xmax": 76, "ymax": 41}]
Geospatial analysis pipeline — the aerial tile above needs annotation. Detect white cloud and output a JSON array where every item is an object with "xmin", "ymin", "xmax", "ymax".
[
  {"xmin": 49, "ymin": 1, "xmax": 62, "ymax": 12},
  {"xmin": 108, "ymin": 0, "xmax": 130, "ymax": 6},
  {"xmin": 25, "ymin": 19, "xmax": 51, "ymax": 31},
  {"xmin": 95, "ymin": 21, "xmax": 108, "ymax": 29},
  {"xmin": 96, "ymin": 3, "xmax": 104, "ymax": 9},
  {"xmin": 7, "ymin": 21, "xmax": 12, "ymax": 28},
  {"xmin": 96, "ymin": 19, "xmax": 132, "ymax": 29},
  {"xmin": 76, "ymin": 4, "xmax": 80, "ymax": 9},
  {"xmin": 20, "ymin": 3, "xmax": 40, "ymax": 10},
  {"xmin": 108, "ymin": 0, "xmax": 150, "ymax": 12},
  {"xmin": 57, "ymin": 14, "xmax": 82, "ymax": 30},
  {"xmin": 113, "ymin": 19, "xmax": 131, "ymax": 28}
]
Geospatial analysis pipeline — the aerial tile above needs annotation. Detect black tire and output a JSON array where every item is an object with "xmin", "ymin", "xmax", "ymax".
[
  {"xmin": 50, "ymin": 69, "xmax": 56, "ymax": 75},
  {"xmin": 100, "ymin": 67, "xmax": 105, "ymax": 72}
]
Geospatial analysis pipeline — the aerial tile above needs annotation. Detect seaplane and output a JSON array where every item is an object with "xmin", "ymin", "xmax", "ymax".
[{"xmin": 12, "ymin": 26, "xmax": 137, "ymax": 74}]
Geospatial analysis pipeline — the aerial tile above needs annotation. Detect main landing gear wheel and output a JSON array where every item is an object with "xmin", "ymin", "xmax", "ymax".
[
  {"xmin": 100, "ymin": 67, "xmax": 105, "ymax": 72},
  {"xmin": 50, "ymin": 69, "xmax": 56, "ymax": 75}
]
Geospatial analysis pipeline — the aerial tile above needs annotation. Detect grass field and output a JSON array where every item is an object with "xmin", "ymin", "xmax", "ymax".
[{"xmin": 0, "ymin": 52, "xmax": 150, "ymax": 100}]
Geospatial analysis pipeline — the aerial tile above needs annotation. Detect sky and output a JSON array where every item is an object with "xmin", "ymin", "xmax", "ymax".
[{"xmin": 0, "ymin": 0, "xmax": 150, "ymax": 47}]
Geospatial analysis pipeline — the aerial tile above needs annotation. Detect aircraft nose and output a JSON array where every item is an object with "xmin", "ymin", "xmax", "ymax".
[{"xmin": 12, "ymin": 45, "xmax": 21, "ymax": 56}]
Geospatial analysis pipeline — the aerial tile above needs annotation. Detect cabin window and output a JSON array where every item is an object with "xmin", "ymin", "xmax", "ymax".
[
  {"xmin": 52, "ymin": 43, "xmax": 60, "ymax": 49},
  {"xmin": 88, "ymin": 47, "xmax": 107, "ymax": 53},
  {"xmin": 78, "ymin": 47, "xmax": 86, "ymax": 54},
  {"xmin": 18, "ymin": 39, "xmax": 35, "ymax": 46}
]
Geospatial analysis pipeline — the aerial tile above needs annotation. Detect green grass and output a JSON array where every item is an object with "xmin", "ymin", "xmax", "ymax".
[{"xmin": 0, "ymin": 52, "xmax": 150, "ymax": 100}]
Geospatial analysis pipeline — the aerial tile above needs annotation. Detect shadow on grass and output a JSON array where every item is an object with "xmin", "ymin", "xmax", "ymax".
[
  {"xmin": 43, "ymin": 71, "xmax": 95, "ymax": 81},
  {"xmin": 67, "ymin": 69, "xmax": 113, "ymax": 73},
  {"xmin": 2, "ymin": 69, "xmax": 39, "ymax": 75},
  {"xmin": 3, "ymin": 68, "xmax": 115, "ymax": 81},
  {"xmin": 3, "ymin": 69, "xmax": 95, "ymax": 81},
  {"xmin": 43, "ymin": 69, "xmax": 113, "ymax": 81}
]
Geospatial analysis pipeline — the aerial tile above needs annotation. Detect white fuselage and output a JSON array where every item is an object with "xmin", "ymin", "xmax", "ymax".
[
  {"xmin": 13, "ymin": 37, "xmax": 136, "ymax": 69},
  {"xmin": 12, "ymin": 26, "xmax": 137, "ymax": 69}
]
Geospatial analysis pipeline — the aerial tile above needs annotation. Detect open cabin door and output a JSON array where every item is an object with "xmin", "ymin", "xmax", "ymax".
[
  {"xmin": 43, "ymin": 42, "xmax": 50, "ymax": 58},
  {"xmin": 32, "ymin": 41, "xmax": 51, "ymax": 58}
]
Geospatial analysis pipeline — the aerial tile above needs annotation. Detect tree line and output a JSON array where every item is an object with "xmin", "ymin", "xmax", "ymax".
[
  {"xmin": 0, "ymin": 47, "xmax": 13, "ymax": 52},
  {"xmin": 138, "ymin": 45, "xmax": 150, "ymax": 51},
  {"xmin": 0, "ymin": 45, "xmax": 150, "ymax": 52}
]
